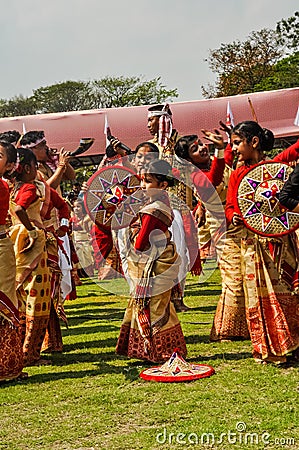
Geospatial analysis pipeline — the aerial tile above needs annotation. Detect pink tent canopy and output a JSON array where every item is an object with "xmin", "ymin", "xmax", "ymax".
[{"xmin": 0, "ymin": 87, "xmax": 298, "ymax": 164}]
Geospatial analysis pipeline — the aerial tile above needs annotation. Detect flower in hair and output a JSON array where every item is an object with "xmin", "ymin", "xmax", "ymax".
[{"xmin": 12, "ymin": 152, "xmax": 23, "ymax": 174}]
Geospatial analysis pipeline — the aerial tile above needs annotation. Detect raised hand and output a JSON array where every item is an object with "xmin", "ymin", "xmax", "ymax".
[
  {"xmin": 232, "ymin": 213, "xmax": 243, "ymax": 226},
  {"xmin": 201, "ymin": 129, "xmax": 224, "ymax": 149},
  {"xmin": 219, "ymin": 120, "xmax": 232, "ymax": 136},
  {"xmin": 110, "ymin": 137, "xmax": 128, "ymax": 157},
  {"xmin": 58, "ymin": 148, "xmax": 72, "ymax": 166},
  {"xmin": 193, "ymin": 203, "xmax": 206, "ymax": 227}
]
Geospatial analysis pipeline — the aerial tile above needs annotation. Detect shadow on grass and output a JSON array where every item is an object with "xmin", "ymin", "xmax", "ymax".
[
  {"xmin": 65, "ymin": 301, "xmax": 119, "ymax": 311},
  {"xmin": 42, "ymin": 346, "xmax": 145, "ymax": 371},
  {"xmin": 186, "ymin": 280, "xmax": 220, "ymax": 288},
  {"xmin": 185, "ymin": 289, "xmax": 221, "ymax": 297},
  {"xmin": 61, "ymin": 337, "xmax": 118, "ymax": 353},
  {"xmin": 64, "ymin": 306, "xmax": 125, "ymax": 323},
  {"xmin": 182, "ymin": 305, "xmax": 216, "ymax": 313},
  {"xmin": 186, "ymin": 351, "xmax": 253, "ymax": 362},
  {"xmin": 46, "ymin": 347, "xmax": 118, "ymax": 364},
  {"xmin": 76, "ymin": 291, "xmax": 105, "ymax": 298},
  {"xmin": 65, "ymin": 314, "xmax": 124, "ymax": 329},
  {"xmin": 66, "ymin": 311, "xmax": 123, "ymax": 324},
  {"xmin": 1, "ymin": 352, "xmax": 146, "ymax": 385},
  {"xmin": 63, "ymin": 324, "xmax": 120, "ymax": 338},
  {"xmin": 279, "ymin": 359, "xmax": 299, "ymax": 369},
  {"xmin": 76, "ymin": 278, "xmax": 100, "ymax": 285},
  {"xmin": 76, "ymin": 278, "xmax": 126, "ymax": 288},
  {"xmin": 7, "ymin": 361, "xmax": 140, "ymax": 385},
  {"xmin": 185, "ymin": 334, "xmax": 211, "ymax": 344}
]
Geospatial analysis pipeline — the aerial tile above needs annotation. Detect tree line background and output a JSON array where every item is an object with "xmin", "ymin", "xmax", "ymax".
[{"xmin": 0, "ymin": 12, "xmax": 298, "ymax": 118}]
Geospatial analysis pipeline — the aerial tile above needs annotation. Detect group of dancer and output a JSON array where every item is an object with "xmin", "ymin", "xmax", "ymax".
[
  {"xmin": 0, "ymin": 130, "xmax": 74, "ymax": 381},
  {"xmin": 110, "ymin": 105, "xmax": 299, "ymax": 365},
  {"xmin": 1, "ymin": 103, "xmax": 299, "ymax": 384}
]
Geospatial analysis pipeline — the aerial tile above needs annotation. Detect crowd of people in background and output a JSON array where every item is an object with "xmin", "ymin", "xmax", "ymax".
[{"xmin": 1, "ymin": 103, "xmax": 299, "ymax": 383}]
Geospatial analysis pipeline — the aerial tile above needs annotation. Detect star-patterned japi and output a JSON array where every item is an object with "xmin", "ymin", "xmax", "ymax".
[
  {"xmin": 238, "ymin": 163, "xmax": 294, "ymax": 234},
  {"xmin": 87, "ymin": 167, "xmax": 143, "ymax": 229}
]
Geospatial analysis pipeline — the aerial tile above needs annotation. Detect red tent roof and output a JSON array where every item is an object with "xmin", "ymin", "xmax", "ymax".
[{"xmin": 0, "ymin": 88, "xmax": 298, "ymax": 164}]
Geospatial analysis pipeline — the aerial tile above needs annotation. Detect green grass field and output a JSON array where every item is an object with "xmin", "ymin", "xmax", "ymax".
[{"xmin": 0, "ymin": 266, "xmax": 298, "ymax": 450}]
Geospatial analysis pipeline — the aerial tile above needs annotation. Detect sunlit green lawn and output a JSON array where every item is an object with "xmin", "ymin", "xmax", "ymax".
[{"xmin": 0, "ymin": 264, "xmax": 298, "ymax": 450}]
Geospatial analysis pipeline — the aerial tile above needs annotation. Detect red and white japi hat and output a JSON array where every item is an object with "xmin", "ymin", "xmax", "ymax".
[{"xmin": 139, "ymin": 349, "xmax": 215, "ymax": 383}]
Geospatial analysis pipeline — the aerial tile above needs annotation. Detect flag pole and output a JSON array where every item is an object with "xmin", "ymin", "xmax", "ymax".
[{"xmin": 247, "ymin": 97, "xmax": 258, "ymax": 122}]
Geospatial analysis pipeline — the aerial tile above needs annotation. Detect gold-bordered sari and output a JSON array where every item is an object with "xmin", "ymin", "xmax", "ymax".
[
  {"xmin": 0, "ymin": 224, "xmax": 24, "ymax": 381},
  {"xmin": 116, "ymin": 196, "xmax": 187, "ymax": 362},
  {"xmin": 10, "ymin": 182, "xmax": 51, "ymax": 366}
]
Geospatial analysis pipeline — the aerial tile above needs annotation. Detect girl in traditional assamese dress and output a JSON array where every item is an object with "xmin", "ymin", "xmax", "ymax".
[
  {"xmin": 174, "ymin": 131, "xmax": 250, "ymax": 342},
  {"xmin": 0, "ymin": 141, "xmax": 25, "ymax": 381},
  {"xmin": 225, "ymin": 121, "xmax": 299, "ymax": 364},
  {"xmin": 9, "ymin": 149, "xmax": 51, "ymax": 366},
  {"xmin": 116, "ymin": 159, "xmax": 186, "ymax": 362},
  {"xmin": 41, "ymin": 184, "xmax": 70, "ymax": 353},
  {"xmin": 171, "ymin": 131, "xmax": 226, "ymax": 311},
  {"xmin": 94, "ymin": 141, "xmax": 159, "ymax": 281}
]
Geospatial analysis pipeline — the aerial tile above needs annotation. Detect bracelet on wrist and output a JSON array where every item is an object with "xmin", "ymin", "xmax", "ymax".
[
  {"xmin": 28, "ymin": 228, "xmax": 39, "ymax": 239},
  {"xmin": 214, "ymin": 148, "xmax": 225, "ymax": 158},
  {"xmin": 60, "ymin": 218, "xmax": 69, "ymax": 227}
]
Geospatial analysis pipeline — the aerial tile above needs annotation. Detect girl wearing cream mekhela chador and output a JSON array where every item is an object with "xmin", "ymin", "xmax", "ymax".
[
  {"xmin": 40, "ymin": 180, "xmax": 70, "ymax": 353},
  {"xmin": 9, "ymin": 149, "xmax": 51, "ymax": 366},
  {"xmin": 226, "ymin": 121, "xmax": 299, "ymax": 364},
  {"xmin": 195, "ymin": 140, "xmax": 250, "ymax": 342},
  {"xmin": 0, "ymin": 141, "xmax": 25, "ymax": 381},
  {"xmin": 173, "ymin": 131, "xmax": 249, "ymax": 341},
  {"xmin": 116, "ymin": 160, "xmax": 186, "ymax": 362},
  {"xmin": 175, "ymin": 136, "xmax": 248, "ymax": 341}
]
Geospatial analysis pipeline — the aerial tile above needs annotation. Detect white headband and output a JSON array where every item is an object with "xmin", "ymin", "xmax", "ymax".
[
  {"xmin": 148, "ymin": 110, "xmax": 171, "ymax": 118},
  {"xmin": 22, "ymin": 137, "xmax": 46, "ymax": 149},
  {"xmin": 148, "ymin": 103, "xmax": 172, "ymax": 119}
]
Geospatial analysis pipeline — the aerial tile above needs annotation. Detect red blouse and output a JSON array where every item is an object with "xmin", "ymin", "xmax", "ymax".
[
  {"xmin": 191, "ymin": 156, "xmax": 226, "ymax": 203},
  {"xmin": 15, "ymin": 183, "xmax": 38, "ymax": 209},
  {"xmin": 134, "ymin": 214, "xmax": 168, "ymax": 251},
  {"xmin": 0, "ymin": 179, "xmax": 9, "ymax": 225},
  {"xmin": 43, "ymin": 188, "xmax": 70, "ymax": 222},
  {"xmin": 224, "ymin": 143, "xmax": 234, "ymax": 168}
]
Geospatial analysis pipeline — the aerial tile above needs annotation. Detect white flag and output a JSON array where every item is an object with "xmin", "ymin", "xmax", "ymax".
[
  {"xmin": 294, "ymin": 105, "xmax": 299, "ymax": 127},
  {"xmin": 104, "ymin": 114, "xmax": 111, "ymax": 147},
  {"xmin": 226, "ymin": 101, "xmax": 235, "ymax": 128}
]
